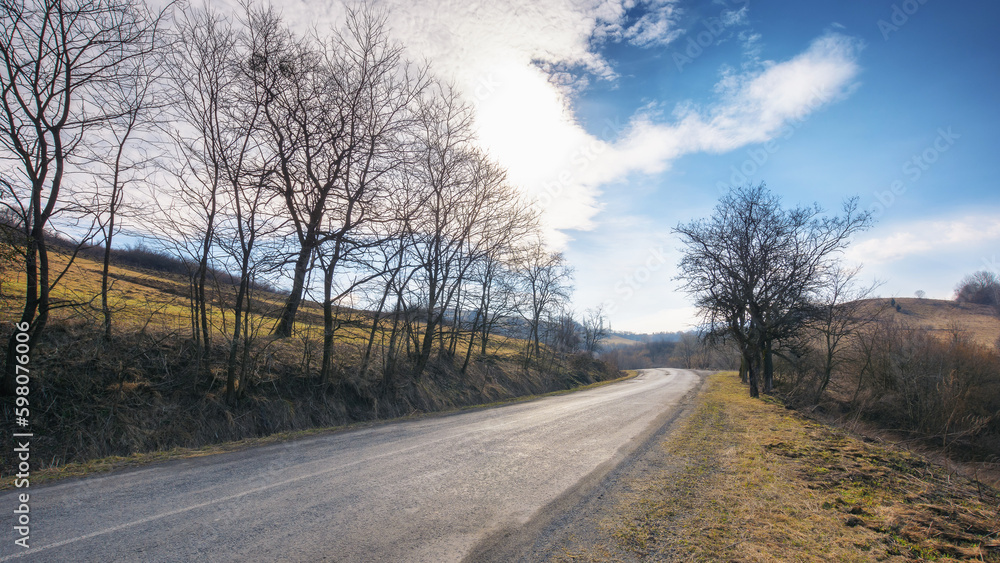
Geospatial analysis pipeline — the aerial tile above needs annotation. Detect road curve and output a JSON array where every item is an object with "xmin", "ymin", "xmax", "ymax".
[{"xmin": 1, "ymin": 368, "xmax": 699, "ymax": 562}]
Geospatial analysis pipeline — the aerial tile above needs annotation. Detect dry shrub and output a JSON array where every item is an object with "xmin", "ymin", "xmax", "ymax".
[
  {"xmin": 847, "ymin": 319, "xmax": 1000, "ymax": 457},
  {"xmin": 0, "ymin": 318, "xmax": 619, "ymax": 472},
  {"xmin": 774, "ymin": 313, "xmax": 1000, "ymax": 460}
]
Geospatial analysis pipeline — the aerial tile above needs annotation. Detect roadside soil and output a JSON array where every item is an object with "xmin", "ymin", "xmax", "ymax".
[{"xmin": 522, "ymin": 371, "xmax": 1000, "ymax": 562}]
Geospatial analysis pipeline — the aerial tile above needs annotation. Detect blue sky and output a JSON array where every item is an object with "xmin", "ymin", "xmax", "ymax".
[
  {"xmin": 248, "ymin": 0, "xmax": 1000, "ymax": 332},
  {"xmin": 561, "ymin": 0, "xmax": 1000, "ymax": 331}
]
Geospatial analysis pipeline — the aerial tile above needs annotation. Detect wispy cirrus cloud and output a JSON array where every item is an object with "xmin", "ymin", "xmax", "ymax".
[{"xmin": 623, "ymin": 0, "xmax": 684, "ymax": 48}]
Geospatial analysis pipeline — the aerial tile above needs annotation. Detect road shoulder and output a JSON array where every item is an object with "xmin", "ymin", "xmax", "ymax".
[
  {"xmin": 464, "ymin": 368, "xmax": 712, "ymax": 563},
  {"xmin": 516, "ymin": 371, "xmax": 1000, "ymax": 562}
]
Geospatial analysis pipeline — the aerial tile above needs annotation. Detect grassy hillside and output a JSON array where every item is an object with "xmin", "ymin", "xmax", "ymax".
[
  {"xmin": 866, "ymin": 297, "xmax": 1000, "ymax": 348},
  {"xmin": 600, "ymin": 334, "xmax": 644, "ymax": 348},
  {"xmin": 1, "ymin": 248, "xmax": 363, "ymax": 341},
  {"xmin": 0, "ymin": 250, "xmax": 619, "ymax": 475}
]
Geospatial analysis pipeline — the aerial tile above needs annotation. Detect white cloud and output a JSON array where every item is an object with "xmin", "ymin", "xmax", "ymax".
[
  {"xmin": 614, "ymin": 32, "xmax": 862, "ymax": 161},
  {"xmin": 721, "ymin": 5, "xmax": 749, "ymax": 27},
  {"xmin": 545, "ymin": 32, "xmax": 862, "ymax": 244},
  {"xmin": 848, "ymin": 215, "xmax": 1000, "ymax": 264},
  {"xmin": 211, "ymin": 1, "xmax": 861, "ymax": 249},
  {"xmin": 624, "ymin": 1, "xmax": 684, "ymax": 48},
  {"xmin": 526, "ymin": 29, "xmax": 860, "ymax": 244}
]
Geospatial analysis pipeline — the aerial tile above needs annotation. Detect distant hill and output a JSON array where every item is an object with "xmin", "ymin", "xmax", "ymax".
[
  {"xmin": 602, "ymin": 330, "xmax": 684, "ymax": 349},
  {"xmin": 601, "ymin": 334, "xmax": 644, "ymax": 348},
  {"xmin": 600, "ymin": 299, "xmax": 998, "ymax": 352},
  {"xmin": 862, "ymin": 297, "xmax": 999, "ymax": 348}
]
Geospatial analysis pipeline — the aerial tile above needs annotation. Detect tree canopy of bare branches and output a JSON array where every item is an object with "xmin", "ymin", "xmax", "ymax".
[
  {"xmin": 674, "ymin": 183, "xmax": 872, "ymax": 397},
  {"xmin": 0, "ymin": 0, "xmax": 573, "ymax": 404},
  {"xmin": 955, "ymin": 270, "xmax": 1000, "ymax": 310},
  {"xmin": 0, "ymin": 0, "xmax": 162, "ymax": 394}
]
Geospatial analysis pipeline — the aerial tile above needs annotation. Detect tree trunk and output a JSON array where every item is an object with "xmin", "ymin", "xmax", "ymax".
[
  {"xmin": 448, "ymin": 282, "xmax": 462, "ymax": 356},
  {"xmin": 188, "ymin": 275, "xmax": 199, "ymax": 345},
  {"xmin": 385, "ymin": 299, "xmax": 405, "ymax": 381},
  {"xmin": 225, "ymin": 266, "xmax": 250, "ymax": 403},
  {"xmin": 481, "ymin": 309, "xmax": 493, "ymax": 355},
  {"xmin": 34, "ymin": 231, "xmax": 51, "ymax": 346},
  {"xmin": 2, "ymin": 235, "xmax": 40, "ymax": 395},
  {"xmin": 763, "ymin": 339, "xmax": 774, "ymax": 394},
  {"xmin": 320, "ymin": 268, "xmax": 336, "ymax": 385},
  {"xmin": 745, "ymin": 348, "xmax": 760, "ymax": 398},
  {"xmin": 415, "ymin": 316, "xmax": 437, "ymax": 378},
  {"xmin": 237, "ymin": 306, "xmax": 253, "ymax": 401},
  {"xmin": 274, "ymin": 244, "xmax": 312, "ymax": 337},
  {"xmin": 195, "ymin": 256, "xmax": 211, "ymax": 375},
  {"xmin": 101, "ymin": 140, "xmax": 129, "ymax": 340},
  {"xmin": 415, "ymin": 274, "xmax": 441, "ymax": 377},
  {"xmin": 461, "ymin": 309, "xmax": 480, "ymax": 374},
  {"xmin": 101, "ymin": 203, "xmax": 117, "ymax": 340}
]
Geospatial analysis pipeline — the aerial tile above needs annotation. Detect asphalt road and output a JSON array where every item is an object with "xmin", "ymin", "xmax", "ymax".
[{"xmin": 1, "ymin": 368, "xmax": 700, "ymax": 562}]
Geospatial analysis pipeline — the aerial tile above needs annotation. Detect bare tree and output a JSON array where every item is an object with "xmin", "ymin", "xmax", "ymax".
[
  {"xmin": 475, "ymin": 258, "xmax": 522, "ymax": 355},
  {"xmin": 161, "ymin": 4, "xmax": 244, "ymax": 366},
  {"xmin": 451, "ymin": 157, "xmax": 536, "ymax": 371},
  {"xmin": 550, "ymin": 308, "xmax": 581, "ymax": 356},
  {"xmin": 519, "ymin": 242, "xmax": 573, "ymax": 363},
  {"xmin": 214, "ymin": 5, "xmax": 287, "ymax": 402},
  {"xmin": 408, "ymin": 83, "xmax": 476, "ymax": 377},
  {"xmin": 807, "ymin": 264, "xmax": 883, "ymax": 401},
  {"xmin": 0, "ymin": 0, "xmax": 161, "ymax": 393},
  {"xmin": 459, "ymin": 200, "xmax": 536, "ymax": 372},
  {"xmin": 675, "ymin": 183, "xmax": 872, "ymax": 397},
  {"xmin": 581, "ymin": 305, "xmax": 609, "ymax": 357},
  {"xmin": 311, "ymin": 7, "xmax": 426, "ymax": 384},
  {"xmin": 251, "ymin": 10, "xmax": 396, "ymax": 340},
  {"xmin": 83, "ymin": 11, "xmax": 166, "ymax": 339},
  {"xmin": 354, "ymin": 160, "xmax": 431, "ymax": 386},
  {"xmin": 357, "ymin": 217, "xmax": 417, "ymax": 383},
  {"xmin": 674, "ymin": 332, "xmax": 700, "ymax": 369},
  {"xmin": 955, "ymin": 270, "xmax": 1000, "ymax": 311}
]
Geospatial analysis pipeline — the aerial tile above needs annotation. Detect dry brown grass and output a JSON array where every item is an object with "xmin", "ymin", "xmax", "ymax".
[
  {"xmin": 2, "ymin": 249, "xmax": 617, "ymax": 482},
  {"xmin": 0, "ymin": 250, "xmax": 530, "ymax": 357},
  {"xmin": 554, "ymin": 372, "xmax": 1000, "ymax": 562},
  {"xmin": 860, "ymin": 297, "xmax": 1000, "ymax": 348}
]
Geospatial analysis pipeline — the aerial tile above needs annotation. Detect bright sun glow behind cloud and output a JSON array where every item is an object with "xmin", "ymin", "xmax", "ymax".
[
  {"xmin": 194, "ymin": 0, "xmax": 873, "ymax": 331},
  {"xmin": 258, "ymin": 0, "xmax": 864, "ymax": 249},
  {"xmin": 472, "ymin": 61, "xmax": 586, "ymax": 196}
]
